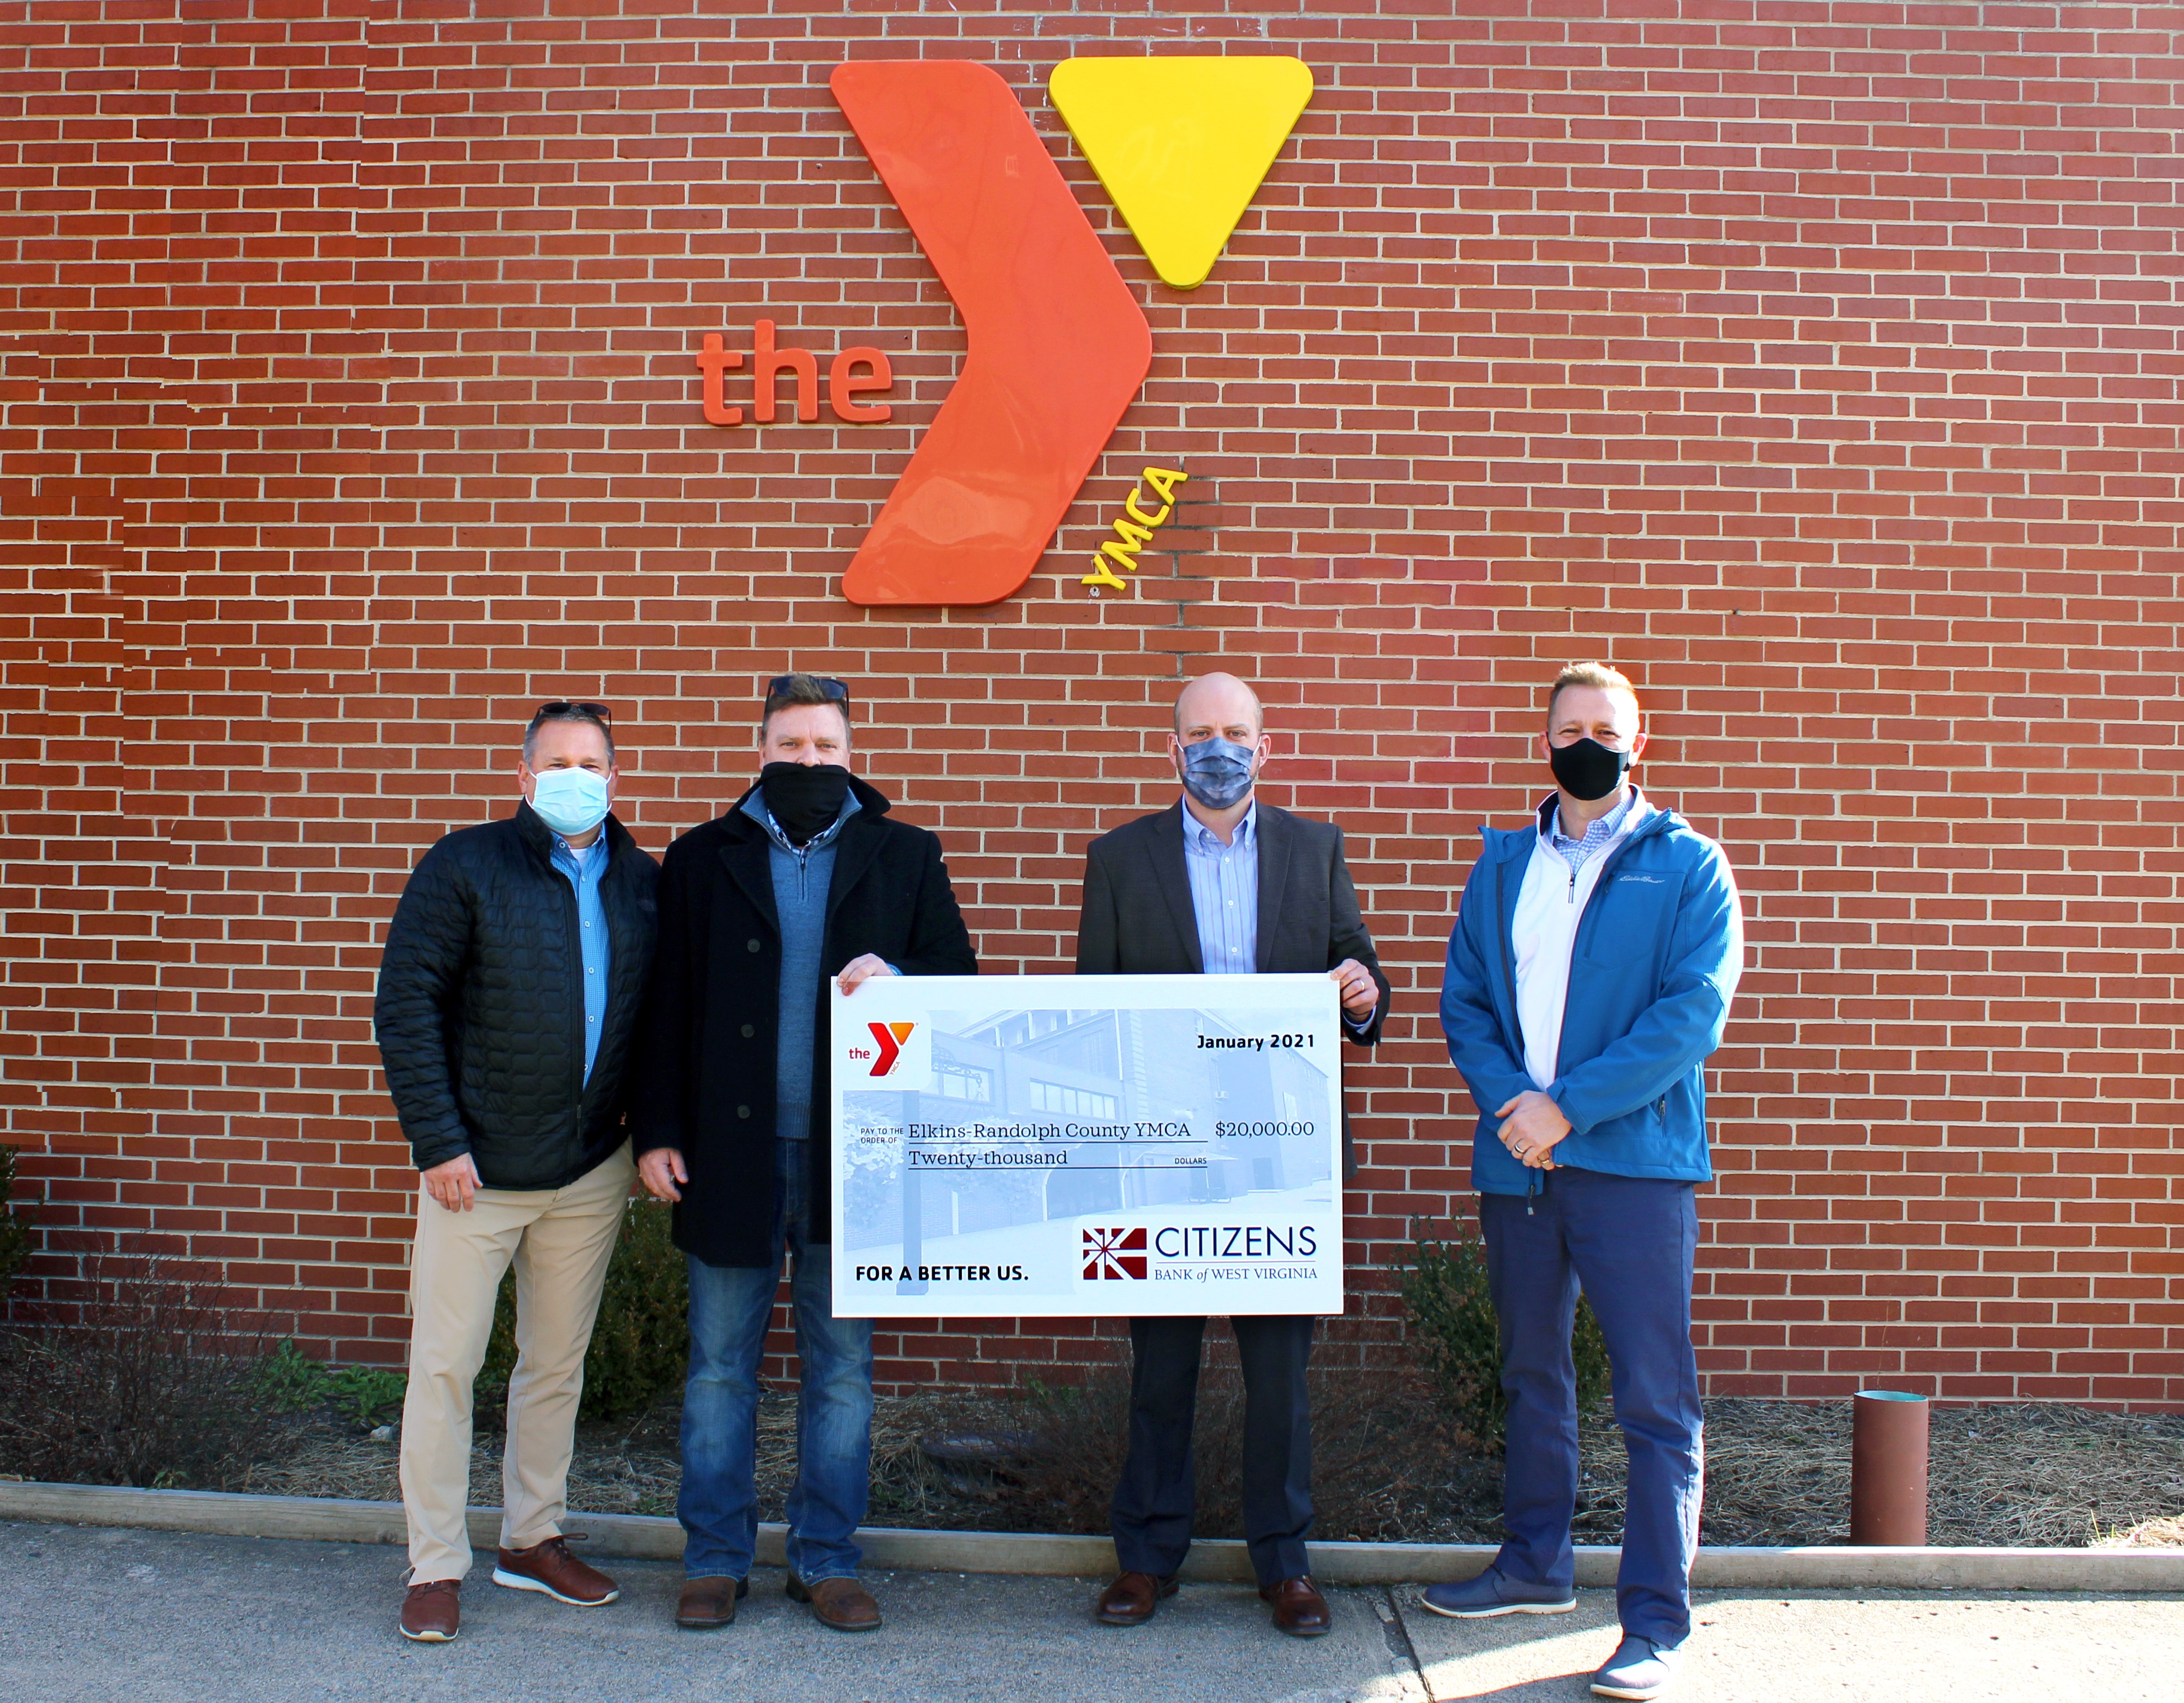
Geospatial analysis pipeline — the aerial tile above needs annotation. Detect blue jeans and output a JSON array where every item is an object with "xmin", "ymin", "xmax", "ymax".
[
  {"xmin": 1480, "ymin": 1167, "xmax": 1703, "ymax": 1647},
  {"xmin": 678, "ymin": 1139, "xmax": 875, "ymax": 1583}
]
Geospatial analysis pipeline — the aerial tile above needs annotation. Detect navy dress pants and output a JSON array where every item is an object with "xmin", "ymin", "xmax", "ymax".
[
  {"xmin": 1110, "ymin": 1314, "xmax": 1316, "ymax": 1587},
  {"xmin": 1479, "ymin": 1167, "xmax": 1704, "ymax": 1646}
]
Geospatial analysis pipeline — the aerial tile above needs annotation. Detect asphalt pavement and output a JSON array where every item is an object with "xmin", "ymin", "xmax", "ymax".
[{"xmin": 1, "ymin": 1519, "xmax": 2177, "ymax": 1702}]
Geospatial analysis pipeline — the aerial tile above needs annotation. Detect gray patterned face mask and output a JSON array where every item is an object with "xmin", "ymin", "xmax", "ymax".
[{"xmin": 1179, "ymin": 736, "xmax": 1256, "ymax": 812}]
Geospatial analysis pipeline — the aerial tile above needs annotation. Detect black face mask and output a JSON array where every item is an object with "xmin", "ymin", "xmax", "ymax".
[
  {"xmin": 759, "ymin": 761, "xmax": 852, "ymax": 845},
  {"xmin": 1548, "ymin": 736, "xmax": 1633, "ymax": 802}
]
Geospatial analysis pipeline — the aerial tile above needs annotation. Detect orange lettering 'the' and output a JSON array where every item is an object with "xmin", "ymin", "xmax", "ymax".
[
  {"xmin": 695, "ymin": 333, "xmax": 744, "ymax": 425},
  {"xmin": 754, "ymin": 319, "xmax": 820, "ymax": 423}
]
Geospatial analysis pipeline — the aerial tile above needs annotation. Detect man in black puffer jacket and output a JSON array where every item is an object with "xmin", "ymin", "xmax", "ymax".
[{"xmin": 373, "ymin": 701, "xmax": 659, "ymax": 1646}]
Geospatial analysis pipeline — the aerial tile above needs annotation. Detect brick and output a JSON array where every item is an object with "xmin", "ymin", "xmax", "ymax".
[{"xmin": 0, "ymin": 1, "xmax": 2174, "ymax": 1406}]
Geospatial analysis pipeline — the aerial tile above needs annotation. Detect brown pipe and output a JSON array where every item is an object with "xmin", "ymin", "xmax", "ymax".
[{"xmin": 1850, "ymin": 1389, "xmax": 1930, "ymax": 1545}]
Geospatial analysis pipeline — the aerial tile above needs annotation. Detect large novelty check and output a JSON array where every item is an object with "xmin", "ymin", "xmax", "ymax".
[{"xmin": 828, "ymin": 973, "xmax": 1346, "ymax": 1319}]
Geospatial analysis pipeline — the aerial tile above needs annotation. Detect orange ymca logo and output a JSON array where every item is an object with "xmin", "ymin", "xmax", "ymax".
[
  {"xmin": 865, "ymin": 1020, "xmax": 917, "ymax": 1078},
  {"xmin": 821, "ymin": 57, "xmax": 1313, "ymax": 607}
]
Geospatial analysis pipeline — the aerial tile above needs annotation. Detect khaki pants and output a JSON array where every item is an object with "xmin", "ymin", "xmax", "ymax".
[{"xmin": 399, "ymin": 1143, "xmax": 634, "ymax": 1583}]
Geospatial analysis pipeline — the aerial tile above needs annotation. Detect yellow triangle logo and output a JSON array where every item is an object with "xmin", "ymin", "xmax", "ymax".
[{"xmin": 1048, "ymin": 56, "xmax": 1314, "ymax": 291}]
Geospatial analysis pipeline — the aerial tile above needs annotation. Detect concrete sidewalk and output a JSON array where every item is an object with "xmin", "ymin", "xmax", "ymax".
[{"xmin": 1, "ymin": 1519, "xmax": 2177, "ymax": 1702}]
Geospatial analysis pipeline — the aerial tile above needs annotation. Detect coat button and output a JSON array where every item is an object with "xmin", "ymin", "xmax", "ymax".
[
  {"xmin": 737, "ymin": 1105, "xmax": 751, "ymax": 1119},
  {"xmin": 741, "ymin": 1024, "xmax": 755, "ymax": 1038},
  {"xmin": 747, "ymin": 938, "xmax": 762, "ymax": 952}
]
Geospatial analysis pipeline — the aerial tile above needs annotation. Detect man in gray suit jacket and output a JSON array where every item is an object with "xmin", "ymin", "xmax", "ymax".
[{"xmin": 1077, "ymin": 672, "xmax": 1390, "ymax": 1639}]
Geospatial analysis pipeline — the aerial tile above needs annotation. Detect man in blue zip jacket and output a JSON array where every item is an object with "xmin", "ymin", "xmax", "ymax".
[{"xmin": 1428, "ymin": 662, "xmax": 1743, "ymax": 1703}]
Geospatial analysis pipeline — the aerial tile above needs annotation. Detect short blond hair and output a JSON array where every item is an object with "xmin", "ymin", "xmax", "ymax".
[{"xmin": 1546, "ymin": 662, "xmax": 1641, "ymax": 725}]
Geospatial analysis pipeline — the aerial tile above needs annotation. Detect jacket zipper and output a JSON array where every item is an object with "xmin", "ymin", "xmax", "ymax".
[
  {"xmin": 1508, "ymin": 808, "xmax": 1673, "ymax": 1211},
  {"xmin": 560, "ymin": 858, "xmax": 588, "ymax": 1136}
]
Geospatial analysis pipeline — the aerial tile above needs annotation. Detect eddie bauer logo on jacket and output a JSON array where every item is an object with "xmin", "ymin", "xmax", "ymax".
[{"xmin": 823, "ymin": 57, "xmax": 1313, "ymax": 607}]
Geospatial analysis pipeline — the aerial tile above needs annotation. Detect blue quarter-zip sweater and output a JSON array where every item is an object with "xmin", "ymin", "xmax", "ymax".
[
  {"xmin": 1439, "ymin": 799, "xmax": 1743, "ymax": 1195},
  {"xmin": 739, "ymin": 788, "xmax": 860, "ymax": 1144}
]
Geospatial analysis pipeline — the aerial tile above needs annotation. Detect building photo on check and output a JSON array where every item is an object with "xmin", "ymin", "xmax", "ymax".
[
  {"xmin": 1, "ymin": 2, "xmax": 2180, "ymax": 1699},
  {"xmin": 833, "ymin": 975, "xmax": 1346, "ymax": 1317}
]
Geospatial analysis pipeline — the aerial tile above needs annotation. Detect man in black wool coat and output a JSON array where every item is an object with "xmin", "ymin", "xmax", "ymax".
[{"xmin": 632, "ymin": 672, "xmax": 976, "ymax": 1635}]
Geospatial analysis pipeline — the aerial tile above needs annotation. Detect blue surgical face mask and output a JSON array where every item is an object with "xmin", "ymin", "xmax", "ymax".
[
  {"xmin": 529, "ymin": 765, "xmax": 611, "ymax": 838},
  {"xmin": 1178, "ymin": 735, "xmax": 1257, "ymax": 812}
]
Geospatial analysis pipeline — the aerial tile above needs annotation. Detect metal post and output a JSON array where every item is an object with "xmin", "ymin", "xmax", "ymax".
[{"xmin": 1850, "ymin": 1389, "xmax": 1930, "ymax": 1545}]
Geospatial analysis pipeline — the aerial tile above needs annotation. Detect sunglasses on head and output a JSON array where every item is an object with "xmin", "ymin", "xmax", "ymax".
[
  {"xmin": 535, "ymin": 700, "xmax": 612, "ymax": 724},
  {"xmin": 764, "ymin": 676, "xmax": 850, "ymax": 704}
]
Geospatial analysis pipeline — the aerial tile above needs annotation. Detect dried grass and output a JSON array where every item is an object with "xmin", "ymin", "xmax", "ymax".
[
  {"xmin": 2103, "ymin": 1515, "xmax": 2184, "ymax": 1550},
  {"xmin": 1577, "ymin": 1400, "xmax": 2184, "ymax": 1549},
  {"xmin": 228, "ymin": 1385, "xmax": 2184, "ymax": 1552}
]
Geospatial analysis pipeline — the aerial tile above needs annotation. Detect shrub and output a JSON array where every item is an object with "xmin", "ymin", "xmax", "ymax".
[
  {"xmin": 254, "ymin": 1338, "xmax": 331, "ymax": 1412},
  {"xmin": 999, "ymin": 1340, "xmax": 1462, "ymax": 1543},
  {"xmin": 254, "ymin": 1339, "xmax": 408, "ymax": 1431},
  {"xmin": 324, "ymin": 1364, "xmax": 409, "ymax": 1428},
  {"xmin": 0, "ymin": 1143, "xmax": 34, "ymax": 1296},
  {"xmin": 480, "ymin": 1197, "xmax": 688, "ymax": 1422},
  {"xmin": 1402, "ymin": 1214, "xmax": 1610, "ymax": 1450},
  {"xmin": 0, "ymin": 1244, "xmax": 267, "ymax": 1488}
]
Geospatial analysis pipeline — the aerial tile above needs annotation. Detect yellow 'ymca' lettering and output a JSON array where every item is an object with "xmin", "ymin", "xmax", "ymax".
[{"xmin": 1082, "ymin": 467, "xmax": 1190, "ymax": 593}]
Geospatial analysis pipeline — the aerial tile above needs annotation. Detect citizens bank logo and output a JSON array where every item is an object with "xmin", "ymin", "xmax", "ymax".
[
  {"xmin": 864, "ymin": 1021, "xmax": 917, "ymax": 1078},
  {"xmin": 823, "ymin": 57, "xmax": 1314, "ymax": 607},
  {"xmin": 1082, "ymin": 1226, "xmax": 1149, "ymax": 1281}
]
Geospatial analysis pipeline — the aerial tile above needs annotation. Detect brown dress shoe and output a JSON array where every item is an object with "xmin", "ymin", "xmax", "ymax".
[
  {"xmin": 786, "ymin": 1573, "xmax": 882, "ymax": 1632},
  {"xmin": 675, "ymin": 1574, "xmax": 750, "ymax": 1629},
  {"xmin": 1260, "ymin": 1574, "xmax": 1332, "ymax": 1638},
  {"xmin": 400, "ymin": 1578, "xmax": 461, "ymax": 1642},
  {"xmin": 491, "ymin": 1535, "xmax": 619, "ymax": 1606},
  {"xmin": 1095, "ymin": 1570, "xmax": 1179, "ymax": 1626}
]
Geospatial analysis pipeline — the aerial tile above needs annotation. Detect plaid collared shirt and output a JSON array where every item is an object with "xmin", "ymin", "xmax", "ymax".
[{"xmin": 1547, "ymin": 790, "xmax": 1636, "ymax": 876}]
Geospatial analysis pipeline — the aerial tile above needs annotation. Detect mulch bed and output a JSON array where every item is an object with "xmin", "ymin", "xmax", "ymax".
[{"xmin": 228, "ymin": 1387, "xmax": 2184, "ymax": 1550}]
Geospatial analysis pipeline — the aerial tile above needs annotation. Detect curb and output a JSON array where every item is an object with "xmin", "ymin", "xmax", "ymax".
[{"xmin": 3, "ymin": 1481, "xmax": 2179, "ymax": 1592}]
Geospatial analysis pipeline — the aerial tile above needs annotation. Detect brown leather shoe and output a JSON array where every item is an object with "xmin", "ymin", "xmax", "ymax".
[
  {"xmin": 400, "ymin": 1578, "xmax": 461, "ymax": 1642},
  {"xmin": 1260, "ymin": 1574, "xmax": 1332, "ymax": 1637},
  {"xmin": 1095, "ymin": 1570, "xmax": 1179, "ymax": 1626},
  {"xmin": 675, "ymin": 1573, "xmax": 750, "ymax": 1629},
  {"xmin": 491, "ymin": 1535, "xmax": 619, "ymax": 1606},
  {"xmin": 786, "ymin": 1573, "xmax": 882, "ymax": 1632}
]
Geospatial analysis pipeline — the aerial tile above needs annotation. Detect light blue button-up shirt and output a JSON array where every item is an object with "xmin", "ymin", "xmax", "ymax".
[
  {"xmin": 1181, "ymin": 799, "xmax": 1261, "ymax": 974},
  {"xmin": 548, "ymin": 832, "xmax": 611, "ymax": 1083},
  {"xmin": 1180, "ymin": 797, "xmax": 1377, "ymax": 1030}
]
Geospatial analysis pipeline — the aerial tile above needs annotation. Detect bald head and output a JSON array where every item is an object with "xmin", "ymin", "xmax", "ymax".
[{"xmin": 1173, "ymin": 672, "xmax": 1265, "ymax": 742}]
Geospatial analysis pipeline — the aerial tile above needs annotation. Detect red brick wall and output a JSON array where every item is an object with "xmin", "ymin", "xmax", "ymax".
[{"xmin": 2, "ymin": 0, "xmax": 2177, "ymax": 1406}]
